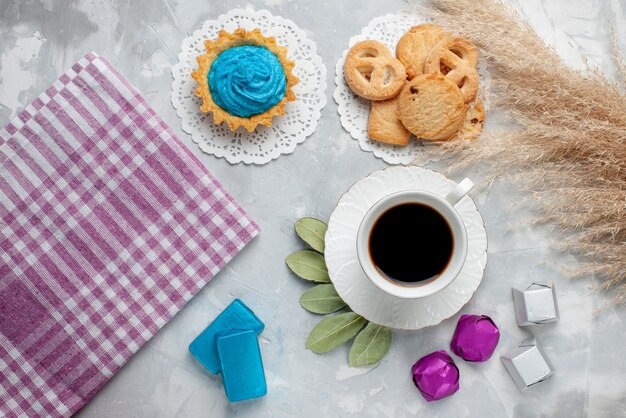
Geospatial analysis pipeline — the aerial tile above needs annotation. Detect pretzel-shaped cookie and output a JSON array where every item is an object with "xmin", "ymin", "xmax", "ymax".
[
  {"xmin": 424, "ymin": 37, "xmax": 479, "ymax": 103},
  {"xmin": 344, "ymin": 40, "xmax": 406, "ymax": 101}
]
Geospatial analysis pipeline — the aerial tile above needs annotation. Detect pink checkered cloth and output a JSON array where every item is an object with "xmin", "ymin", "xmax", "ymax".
[{"xmin": 0, "ymin": 52, "xmax": 259, "ymax": 417}]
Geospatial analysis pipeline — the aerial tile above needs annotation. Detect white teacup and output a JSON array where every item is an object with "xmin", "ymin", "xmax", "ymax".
[{"xmin": 356, "ymin": 178, "xmax": 474, "ymax": 299}]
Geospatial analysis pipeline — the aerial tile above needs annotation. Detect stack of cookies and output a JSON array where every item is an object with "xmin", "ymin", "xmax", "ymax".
[{"xmin": 343, "ymin": 24, "xmax": 484, "ymax": 146}]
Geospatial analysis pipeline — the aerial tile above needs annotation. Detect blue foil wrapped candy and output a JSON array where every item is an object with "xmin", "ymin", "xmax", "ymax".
[
  {"xmin": 217, "ymin": 329, "xmax": 267, "ymax": 402},
  {"xmin": 189, "ymin": 299, "xmax": 267, "ymax": 402},
  {"xmin": 189, "ymin": 299, "xmax": 264, "ymax": 374}
]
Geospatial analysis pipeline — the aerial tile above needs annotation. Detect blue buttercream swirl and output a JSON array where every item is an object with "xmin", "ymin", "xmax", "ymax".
[{"xmin": 208, "ymin": 45, "xmax": 287, "ymax": 118}]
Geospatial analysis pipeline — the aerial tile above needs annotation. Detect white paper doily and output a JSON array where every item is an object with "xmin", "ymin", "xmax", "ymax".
[
  {"xmin": 172, "ymin": 9, "xmax": 327, "ymax": 165},
  {"xmin": 333, "ymin": 12, "xmax": 492, "ymax": 165}
]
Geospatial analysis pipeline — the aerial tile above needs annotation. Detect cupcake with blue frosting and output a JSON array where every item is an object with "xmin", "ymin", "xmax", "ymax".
[{"xmin": 192, "ymin": 28, "xmax": 298, "ymax": 132}]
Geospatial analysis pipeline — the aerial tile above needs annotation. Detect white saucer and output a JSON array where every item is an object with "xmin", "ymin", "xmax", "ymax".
[{"xmin": 325, "ymin": 166, "xmax": 488, "ymax": 330}]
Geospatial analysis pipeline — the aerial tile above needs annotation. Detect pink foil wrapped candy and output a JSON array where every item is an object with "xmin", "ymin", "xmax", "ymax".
[
  {"xmin": 450, "ymin": 314, "xmax": 500, "ymax": 362},
  {"xmin": 411, "ymin": 350, "xmax": 460, "ymax": 402}
]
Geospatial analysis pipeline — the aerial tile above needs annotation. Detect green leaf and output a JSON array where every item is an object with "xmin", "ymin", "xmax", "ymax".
[
  {"xmin": 306, "ymin": 312, "xmax": 366, "ymax": 353},
  {"xmin": 299, "ymin": 284, "xmax": 347, "ymax": 314},
  {"xmin": 295, "ymin": 217, "xmax": 327, "ymax": 253},
  {"xmin": 286, "ymin": 250, "xmax": 330, "ymax": 283},
  {"xmin": 348, "ymin": 322, "xmax": 392, "ymax": 367},
  {"xmin": 348, "ymin": 322, "xmax": 391, "ymax": 367}
]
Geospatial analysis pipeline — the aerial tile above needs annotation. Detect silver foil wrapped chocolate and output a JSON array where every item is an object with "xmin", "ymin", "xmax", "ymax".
[
  {"xmin": 501, "ymin": 338, "xmax": 553, "ymax": 390},
  {"xmin": 512, "ymin": 283, "xmax": 559, "ymax": 326}
]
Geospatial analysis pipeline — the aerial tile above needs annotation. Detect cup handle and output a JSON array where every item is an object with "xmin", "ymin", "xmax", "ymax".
[{"xmin": 445, "ymin": 178, "xmax": 474, "ymax": 207}]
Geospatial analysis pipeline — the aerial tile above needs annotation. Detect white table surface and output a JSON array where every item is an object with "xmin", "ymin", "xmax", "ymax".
[{"xmin": 1, "ymin": 0, "xmax": 625, "ymax": 417}]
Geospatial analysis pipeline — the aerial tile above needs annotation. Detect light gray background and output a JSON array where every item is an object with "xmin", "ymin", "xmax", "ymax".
[{"xmin": 1, "ymin": 0, "xmax": 625, "ymax": 417}]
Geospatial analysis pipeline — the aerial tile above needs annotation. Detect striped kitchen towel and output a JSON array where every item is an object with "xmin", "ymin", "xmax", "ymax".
[{"xmin": 0, "ymin": 52, "xmax": 259, "ymax": 417}]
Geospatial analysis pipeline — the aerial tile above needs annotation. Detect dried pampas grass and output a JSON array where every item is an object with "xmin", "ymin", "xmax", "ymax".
[{"xmin": 420, "ymin": 0, "xmax": 626, "ymax": 302}]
